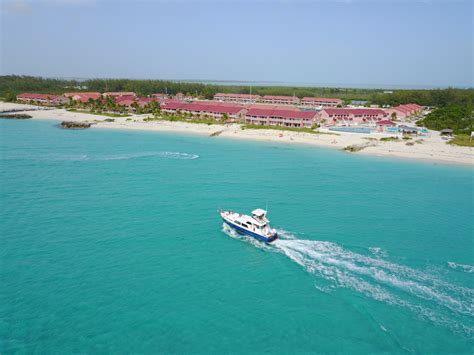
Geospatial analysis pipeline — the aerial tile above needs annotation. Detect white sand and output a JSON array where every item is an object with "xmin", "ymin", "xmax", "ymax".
[{"xmin": 2, "ymin": 103, "xmax": 473, "ymax": 166}]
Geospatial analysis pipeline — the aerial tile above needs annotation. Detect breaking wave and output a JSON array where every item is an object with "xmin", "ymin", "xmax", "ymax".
[
  {"xmin": 222, "ymin": 225, "xmax": 474, "ymax": 337},
  {"xmin": 3, "ymin": 151, "xmax": 199, "ymax": 161},
  {"xmin": 99, "ymin": 151, "xmax": 199, "ymax": 161}
]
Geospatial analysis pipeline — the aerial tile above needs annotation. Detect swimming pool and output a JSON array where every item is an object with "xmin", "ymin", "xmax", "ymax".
[{"xmin": 329, "ymin": 126, "xmax": 373, "ymax": 134}]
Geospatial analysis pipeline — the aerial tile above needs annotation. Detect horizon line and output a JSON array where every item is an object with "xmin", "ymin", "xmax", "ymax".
[{"xmin": 1, "ymin": 73, "xmax": 472, "ymax": 90}]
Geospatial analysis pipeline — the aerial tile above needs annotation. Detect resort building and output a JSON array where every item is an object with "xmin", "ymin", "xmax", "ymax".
[
  {"xmin": 318, "ymin": 108, "xmax": 388, "ymax": 125},
  {"xmin": 115, "ymin": 97, "xmax": 135, "ymax": 108},
  {"xmin": 261, "ymin": 95, "xmax": 300, "ymax": 105},
  {"xmin": 114, "ymin": 95, "xmax": 136, "ymax": 103},
  {"xmin": 245, "ymin": 103, "xmax": 301, "ymax": 111},
  {"xmin": 245, "ymin": 108, "xmax": 318, "ymax": 128},
  {"xmin": 64, "ymin": 92, "xmax": 102, "ymax": 103},
  {"xmin": 152, "ymin": 93, "xmax": 169, "ymax": 100},
  {"xmin": 172, "ymin": 92, "xmax": 195, "ymax": 101},
  {"xmin": 161, "ymin": 101, "xmax": 247, "ymax": 121},
  {"xmin": 103, "ymin": 92, "xmax": 136, "ymax": 98},
  {"xmin": 385, "ymin": 103, "xmax": 423, "ymax": 120},
  {"xmin": 375, "ymin": 119, "xmax": 397, "ymax": 132},
  {"xmin": 136, "ymin": 97, "xmax": 158, "ymax": 107},
  {"xmin": 214, "ymin": 93, "xmax": 261, "ymax": 104},
  {"xmin": 115, "ymin": 97, "xmax": 159, "ymax": 111},
  {"xmin": 300, "ymin": 97, "xmax": 343, "ymax": 108},
  {"xmin": 350, "ymin": 100, "xmax": 369, "ymax": 106},
  {"xmin": 16, "ymin": 93, "xmax": 68, "ymax": 105}
]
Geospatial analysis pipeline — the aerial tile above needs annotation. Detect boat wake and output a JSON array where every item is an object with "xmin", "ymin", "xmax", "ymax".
[
  {"xmin": 222, "ymin": 225, "xmax": 474, "ymax": 337},
  {"xmin": 448, "ymin": 262, "xmax": 474, "ymax": 273}
]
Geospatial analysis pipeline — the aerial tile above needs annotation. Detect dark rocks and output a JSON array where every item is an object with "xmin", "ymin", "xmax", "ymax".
[
  {"xmin": 344, "ymin": 144, "xmax": 368, "ymax": 152},
  {"xmin": 210, "ymin": 130, "xmax": 224, "ymax": 137},
  {"xmin": 343, "ymin": 142, "xmax": 377, "ymax": 152},
  {"xmin": 0, "ymin": 114, "xmax": 32, "ymax": 119},
  {"xmin": 60, "ymin": 121, "xmax": 92, "ymax": 129}
]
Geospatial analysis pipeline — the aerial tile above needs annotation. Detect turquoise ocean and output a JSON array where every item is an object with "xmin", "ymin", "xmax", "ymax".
[{"xmin": 1, "ymin": 119, "xmax": 473, "ymax": 353}]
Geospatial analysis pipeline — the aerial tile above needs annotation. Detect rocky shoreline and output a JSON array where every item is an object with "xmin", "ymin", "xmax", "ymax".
[
  {"xmin": 0, "ymin": 113, "xmax": 32, "ymax": 119},
  {"xmin": 60, "ymin": 121, "xmax": 92, "ymax": 129}
]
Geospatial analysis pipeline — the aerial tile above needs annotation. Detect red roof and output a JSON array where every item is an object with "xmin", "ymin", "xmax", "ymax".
[
  {"xmin": 162, "ymin": 101, "xmax": 244, "ymax": 114},
  {"xmin": 116, "ymin": 99, "xmax": 135, "ymax": 107},
  {"xmin": 137, "ymin": 97, "xmax": 158, "ymax": 107},
  {"xmin": 244, "ymin": 103, "xmax": 300, "ymax": 111},
  {"xmin": 186, "ymin": 102, "xmax": 245, "ymax": 114},
  {"xmin": 247, "ymin": 108, "xmax": 317, "ymax": 120},
  {"xmin": 104, "ymin": 92, "xmax": 136, "ymax": 97},
  {"xmin": 392, "ymin": 103, "xmax": 423, "ymax": 113},
  {"xmin": 324, "ymin": 108, "xmax": 387, "ymax": 116},
  {"xmin": 192, "ymin": 100, "xmax": 242, "ymax": 108},
  {"xmin": 262, "ymin": 95, "xmax": 299, "ymax": 101},
  {"xmin": 115, "ymin": 95, "xmax": 136, "ymax": 103},
  {"xmin": 161, "ymin": 101, "xmax": 188, "ymax": 110},
  {"xmin": 17, "ymin": 93, "xmax": 62, "ymax": 100},
  {"xmin": 64, "ymin": 92, "xmax": 101, "ymax": 98},
  {"xmin": 76, "ymin": 94, "xmax": 102, "ymax": 103},
  {"xmin": 63, "ymin": 92, "xmax": 102, "ymax": 102},
  {"xmin": 137, "ymin": 97, "xmax": 156, "ymax": 103},
  {"xmin": 302, "ymin": 97, "xmax": 342, "ymax": 103},
  {"xmin": 214, "ymin": 93, "xmax": 260, "ymax": 99},
  {"xmin": 376, "ymin": 120, "xmax": 396, "ymax": 126}
]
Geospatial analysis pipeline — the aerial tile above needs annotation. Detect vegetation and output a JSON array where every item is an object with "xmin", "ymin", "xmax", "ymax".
[
  {"xmin": 368, "ymin": 88, "xmax": 473, "ymax": 107},
  {"xmin": 417, "ymin": 104, "xmax": 473, "ymax": 134},
  {"xmin": 380, "ymin": 137, "xmax": 399, "ymax": 142},
  {"xmin": 2, "ymin": 75, "xmax": 472, "ymax": 107},
  {"xmin": 144, "ymin": 114, "xmax": 224, "ymax": 125},
  {"xmin": 242, "ymin": 124, "xmax": 337, "ymax": 135},
  {"xmin": 448, "ymin": 135, "xmax": 474, "ymax": 147},
  {"xmin": 67, "ymin": 109, "xmax": 130, "ymax": 118}
]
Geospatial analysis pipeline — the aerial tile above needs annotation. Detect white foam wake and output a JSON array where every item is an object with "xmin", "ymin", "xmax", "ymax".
[
  {"xmin": 222, "ymin": 225, "xmax": 474, "ymax": 337},
  {"xmin": 448, "ymin": 262, "xmax": 474, "ymax": 273}
]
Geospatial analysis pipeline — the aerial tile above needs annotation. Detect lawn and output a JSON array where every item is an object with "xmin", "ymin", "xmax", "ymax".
[{"xmin": 448, "ymin": 134, "xmax": 474, "ymax": 147}]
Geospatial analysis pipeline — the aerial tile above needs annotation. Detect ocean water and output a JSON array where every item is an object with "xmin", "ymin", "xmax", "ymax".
[{"xmin": 1, "ymin": 119, "xmax": 473, "ymax": 353}]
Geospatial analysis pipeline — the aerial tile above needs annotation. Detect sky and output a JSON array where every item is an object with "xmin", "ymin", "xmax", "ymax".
[{"xmin": 1, "ymin": 0, "xmax": 473, "ymax": 88}]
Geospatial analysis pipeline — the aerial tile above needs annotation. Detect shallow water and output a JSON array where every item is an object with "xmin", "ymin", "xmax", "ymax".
[{"xmin": 1, "ymin": 119, "xmax": 473, "ymax": 353}]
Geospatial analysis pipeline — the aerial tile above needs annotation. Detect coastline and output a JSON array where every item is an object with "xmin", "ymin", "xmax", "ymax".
[{"xmin": 1, "ymin": 102, "xmax": 473, "ymax": 166}]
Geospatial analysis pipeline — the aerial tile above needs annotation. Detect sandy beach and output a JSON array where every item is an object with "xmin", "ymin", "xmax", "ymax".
[{"xmin": 1, "ymin": 102, "xmax": 473, "ymax": 166}]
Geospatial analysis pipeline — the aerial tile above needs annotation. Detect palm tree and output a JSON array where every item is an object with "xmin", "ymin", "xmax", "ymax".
[{"xmin": 131, "ymin": 101, "xmax": 139, "ymax": 113}]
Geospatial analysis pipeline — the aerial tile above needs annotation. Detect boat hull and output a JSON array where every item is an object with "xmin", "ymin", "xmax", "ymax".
[{"xmin": 222, "ymin": 218, "xmax": 277, "ymax": 243}]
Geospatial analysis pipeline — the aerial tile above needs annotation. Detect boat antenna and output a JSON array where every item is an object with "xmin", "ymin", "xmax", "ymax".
[{"xmin": 266, "ymin": 200, "xmax": 268, "ymax": 213}]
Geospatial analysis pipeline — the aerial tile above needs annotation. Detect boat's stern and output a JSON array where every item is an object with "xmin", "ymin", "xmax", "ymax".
[{"xmin": 266, "ymin": 230, "xmax": 278, "ymax": 243}]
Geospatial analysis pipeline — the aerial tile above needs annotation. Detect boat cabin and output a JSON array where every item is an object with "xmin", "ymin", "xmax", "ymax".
[
  {"xmin": 227, "ymin": 209, "xmax": 271, "ymax": 234},
  {"xmin": 251, "ymin": 209, "xmax": 269, "ymax": 224}
]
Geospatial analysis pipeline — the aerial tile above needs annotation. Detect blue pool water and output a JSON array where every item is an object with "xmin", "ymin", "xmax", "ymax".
[
  {"xmin": 1, "ymin": 119, "xmax": 473, "ymax": 353},
  {"xmin": 329, "ymin": 126, "xmax": 374, "ymax": 133}
]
